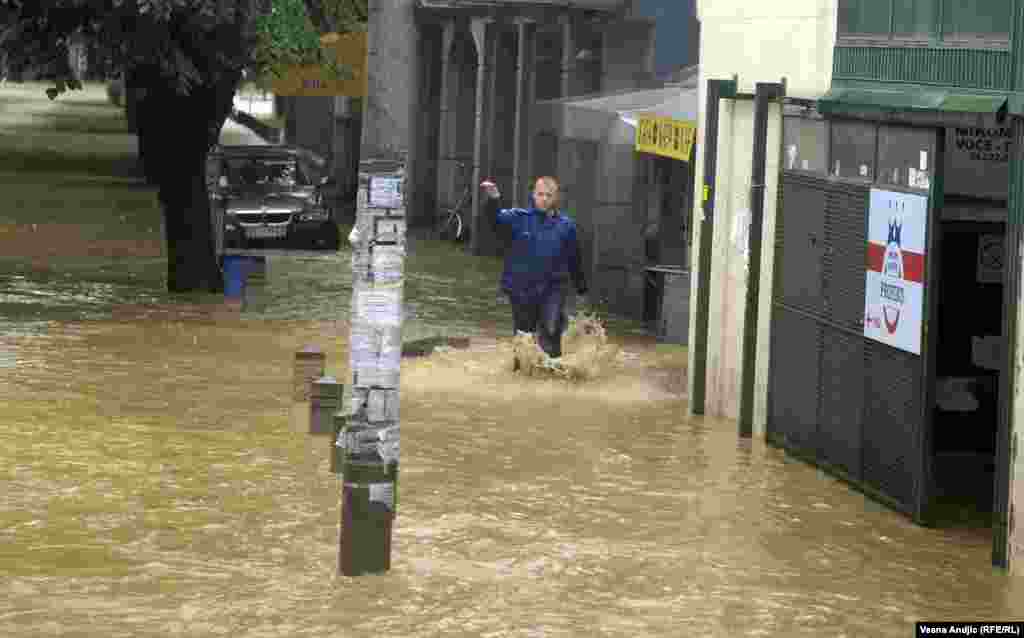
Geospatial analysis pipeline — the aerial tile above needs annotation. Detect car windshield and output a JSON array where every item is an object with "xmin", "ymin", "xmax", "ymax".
[{"xmin": 225, "ymin": 158, "xmax": 309, "ymax": 188}]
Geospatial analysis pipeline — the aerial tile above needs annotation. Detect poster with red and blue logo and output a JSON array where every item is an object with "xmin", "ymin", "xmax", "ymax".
[{"xmin": 864, "ymin": 188, "xmax": 928, "ymax": 355}]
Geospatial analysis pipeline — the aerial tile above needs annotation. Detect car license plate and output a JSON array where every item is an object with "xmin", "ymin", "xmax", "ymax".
[{"xmin": 245, "ymin": 225, "xmax": 286, "ymax": 239}]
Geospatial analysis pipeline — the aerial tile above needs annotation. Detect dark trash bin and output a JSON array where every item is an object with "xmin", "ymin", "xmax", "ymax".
[{"xmin": 645, "ymin": 265, "xmax": 690, "ymax": 345}]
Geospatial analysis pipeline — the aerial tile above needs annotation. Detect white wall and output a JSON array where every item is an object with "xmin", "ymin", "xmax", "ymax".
[{"xmin": 689, "ymin": 0, "xmax": 838, "ymax": 431}]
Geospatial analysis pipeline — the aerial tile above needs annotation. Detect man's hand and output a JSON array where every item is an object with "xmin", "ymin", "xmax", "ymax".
[{"xmin": 480, "ymin": 180, "xmax": 500, "ymax": 200}]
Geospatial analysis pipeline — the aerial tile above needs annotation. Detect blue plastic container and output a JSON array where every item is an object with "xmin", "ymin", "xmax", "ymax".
[{"xmin": 223, "ymin": 254, "xmax": 248, "ymax": 298}]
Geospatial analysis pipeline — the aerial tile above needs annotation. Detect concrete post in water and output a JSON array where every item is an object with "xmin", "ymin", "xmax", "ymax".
[
  {"xmin": 330, "ymin": 411, "xmax": 346, "ymax": 474},
  {"xmin": 337, "ymin": 159, "xmax": 405, "ymax": 576},
  {"xmin": 248, "ymin": 256, "xmax": 268, "ymax": 284},
  {"xmin": 310, "ymin": 376, "xmax": 344, "ymax": 435},
  {"xmin": 293, "ymin": 346, "xmax": 326, "ymax": 402}
]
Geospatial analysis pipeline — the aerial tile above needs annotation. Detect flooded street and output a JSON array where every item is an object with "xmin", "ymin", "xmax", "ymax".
[
  {"xmin": 2, "ymin": 245, "xmax": 1023, "ymax": 637},
  {"xmin": 2, "ymin": 83, "xmax": 1023, "ymax": 637}
]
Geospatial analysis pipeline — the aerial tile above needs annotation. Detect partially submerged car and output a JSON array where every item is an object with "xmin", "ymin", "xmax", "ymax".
[{"xmin": 207, "ymin": 144, "xmax": 340, "ymax": 250}]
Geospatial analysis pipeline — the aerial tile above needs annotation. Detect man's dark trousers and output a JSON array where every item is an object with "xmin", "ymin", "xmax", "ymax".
[{"xmin": 512, "ymin": 283, "xmax": 567, "ymax": 358}]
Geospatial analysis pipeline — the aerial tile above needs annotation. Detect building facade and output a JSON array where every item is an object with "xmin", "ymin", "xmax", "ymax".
[
  {"xmin": 360, "ymin": 0, "xmax": 699, "ymax": 319},
  {"xmin": 692, "ymin": 0, "xmax": 1024, "ymax": 570},
  {"xmin": 689, "ymin": 0, "xmax": 837, "ymax": 423}
]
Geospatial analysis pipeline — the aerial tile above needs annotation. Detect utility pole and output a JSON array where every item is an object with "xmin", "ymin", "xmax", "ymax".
[{"xmin": 336, "ymin": 157, "xmax": 406, "ymax": 576}]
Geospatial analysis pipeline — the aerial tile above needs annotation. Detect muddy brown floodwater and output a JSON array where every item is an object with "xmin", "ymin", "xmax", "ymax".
[{"xmin": 1, "ymin": 245, "xmax": 1023, "ymax": 638}]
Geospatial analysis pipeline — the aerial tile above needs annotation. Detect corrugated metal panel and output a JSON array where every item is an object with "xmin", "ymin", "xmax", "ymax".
[
  {"xmin": 833, "ymin": 47, "xmax": 1012, "ymax": 92},
  {"xmin": 862, "ymin": 340, "xmax": 922, "ymax": 513},
  {"xmin": 818, "ymin": 326, "xmax": 864, "ymax": 479},
  {"xmin": 771, "ymin": 172, "xmax": 921, "ymax": 517},
  {"xmin": 823, "ymin": 184, "xmax": 869, "ymax": 332},
  {"xmin": 768, "ymin": 307, "xmax": 821, "ymax": 455},
  {"xmin": 776, "ymin": 175, "xmax": 825, "ymax": 315}
]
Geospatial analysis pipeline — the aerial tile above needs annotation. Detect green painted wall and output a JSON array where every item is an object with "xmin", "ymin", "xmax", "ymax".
[{"xmin": 835, "ymin": 0, "xmax": 1016, "ymax": 92}]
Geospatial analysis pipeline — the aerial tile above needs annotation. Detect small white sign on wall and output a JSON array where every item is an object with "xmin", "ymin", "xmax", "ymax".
[
  {"xmin": 731, "ymin": 207, "xmax": 750, "ymax": 263},
  {"xmin": 977, "ymin": 234, "xmax": 1004, "ymax": 284}
]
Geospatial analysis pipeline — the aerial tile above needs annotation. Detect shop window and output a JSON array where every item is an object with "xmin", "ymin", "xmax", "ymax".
[
  {"xmin": 838, "ymin": 0, "xmax": 892, "ymax": 36},
  {"xmin": 942, "ymin": 0, "xmax": 1011, "ymax": 42},
  {"xmin": 893, "ymin": 0, "xmax": 934, "ymax": 37},
  {"xmin": 830, "ymin": 120, "xmax": 877, "ymax": 181},
  {"xmin": 877, "ymin": 125, "xmax": 936, "ymax": 191},
  {"xmin": 783, "ymin": 116, "xmax": 828, "ymax": 175}
]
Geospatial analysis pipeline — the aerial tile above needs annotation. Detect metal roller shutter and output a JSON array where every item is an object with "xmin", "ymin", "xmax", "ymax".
[{"xmin": 769, "ymin": 171, "xmax": 923, "ymax": 517}]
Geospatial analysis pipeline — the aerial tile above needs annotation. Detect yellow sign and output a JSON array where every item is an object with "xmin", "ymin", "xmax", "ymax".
[
  {"xmin": 272, "ymin": 31, "xmax": 368, "ymax": 97},
  {"xmin": 636, "ymin": 115, "xmax": 696, "ymax": 162}
]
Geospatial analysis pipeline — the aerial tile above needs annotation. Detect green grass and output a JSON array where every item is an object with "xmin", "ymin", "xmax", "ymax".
[
  {"xmin": 251, "ymin": 113, "xmax": 284, "ymax": 130},
  {"xmin": 0, "ymin": 88, "xmax": 156, "ymax": 233},
  {"xmin": 0, "ymin": 82, "xmax": 171, "ymax": 313}
]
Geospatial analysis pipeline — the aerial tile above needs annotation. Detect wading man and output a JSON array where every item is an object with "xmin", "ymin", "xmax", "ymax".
[{"xmin": 481, "ymin": 176, "xmax": 587, "ymax": 363}]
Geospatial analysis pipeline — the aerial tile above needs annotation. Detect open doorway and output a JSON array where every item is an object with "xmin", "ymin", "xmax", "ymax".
[
  {"xmin": 931, "ymin": 215, "xmax": 1004, "ymax": 525},
  {"xmin": 928, "ymin": 122, "xmax": 1011, "ymax": 529},
  {"xmin": 642, "ymin": 154, "xmax": 691, "ymax": 326}
]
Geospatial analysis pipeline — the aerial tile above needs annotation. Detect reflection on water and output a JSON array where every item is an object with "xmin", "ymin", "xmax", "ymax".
[{"xmin": 1, "ymin": 241, "xmax": 1023, "ymax": 637}]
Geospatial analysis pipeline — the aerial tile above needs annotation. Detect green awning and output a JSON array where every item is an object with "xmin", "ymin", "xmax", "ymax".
[{"xmin": 818, "ymin": 87, "xmax": 1008, "ymax": 116}]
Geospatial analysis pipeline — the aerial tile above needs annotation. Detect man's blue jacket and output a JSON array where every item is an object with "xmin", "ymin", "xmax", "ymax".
[{"xmin": 490, "ymin": 196, "xmax": 587, "ymax": 303}]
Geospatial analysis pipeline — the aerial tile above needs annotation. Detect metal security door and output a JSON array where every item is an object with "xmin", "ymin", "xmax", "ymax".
[
  {"xmin": 768, "ymin": 171, "xmax": 928, "ymax": 517},
  {"xmin": 768, "ymin": 174, "xmax": 826, "ymax": 456}
]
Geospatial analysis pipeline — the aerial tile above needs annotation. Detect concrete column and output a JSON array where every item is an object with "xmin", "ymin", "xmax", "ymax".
[
  {"xmin": 513, "ymin": 20, "xmax": 536, "ymax": 201},
  {"xmin": 436, "ymin": 20, "xmax": 456, "ymax": 209},
  {"xmin": 484, "ymin": 25, "xmax": 500, "ymax": 192},
  {"xmin": 469, "ymin": 17, "xmax": 492, "ymax": 255},
  {"xmin": 522, "ymin": 26, "xmax": 540, "ymax": 198},
  {"xmin": 406, "ymin": 25, "xmax": 427, "ymax": 228},
  {"xmin": 361, "ymin": 0, "xmax": 417, "ymax": 158},
  {"xmin": 560, "ymin": 14, "xmax": 575, "ymax": 99},
  {"xmin": 557, "ymin": 15, "xmax": 577, "ymax": 211}
]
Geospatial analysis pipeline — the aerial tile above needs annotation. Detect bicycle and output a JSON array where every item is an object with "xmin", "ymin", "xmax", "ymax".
[{"xmin": 436, "ymin": 161, "xmax": 472, "ymax": 243}]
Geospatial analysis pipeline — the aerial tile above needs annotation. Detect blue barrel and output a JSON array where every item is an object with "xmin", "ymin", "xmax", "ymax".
[{"xmin": 223, "ymin": 254, "xmax": 248, "ymax": 298}]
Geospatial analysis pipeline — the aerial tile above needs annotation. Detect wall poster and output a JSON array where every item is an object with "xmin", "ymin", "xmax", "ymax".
[{"xmin": 864, "ymin": 188, "xmax": 929, "ymax": 355}]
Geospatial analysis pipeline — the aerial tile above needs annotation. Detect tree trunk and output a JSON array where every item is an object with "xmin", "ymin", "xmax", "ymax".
[
  {"xmin": 334, "ymin": 97, "xmax": 363, "ymax": 224},
  {"xmin": 132, "ymin": 65, "xmax": 240, "ymax": 293}
]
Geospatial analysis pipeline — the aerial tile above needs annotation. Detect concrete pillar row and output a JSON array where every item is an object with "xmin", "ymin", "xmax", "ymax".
[
  {"xmin": 557, "ymin": 13, "xmax": 577, "ymax": 211},
  {"xmin": 559, "ymin": 13, "xmax": 575, "ymax": 100},
  {"xmin": 513, "ymin": 19, "xmax": 537, "ymax": 202},
  {"xmin": 469, "ymin": 17, "xmax": 493, "ymax": 255},
  {"xmin": 436, "ymin": 19, "xmax": 457, "ymax": 210},
  {"xmin": 484, "ymin": 24, "xmax": 501, "ymax": 193}
]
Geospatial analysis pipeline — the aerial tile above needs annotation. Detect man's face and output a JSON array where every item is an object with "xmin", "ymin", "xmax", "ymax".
[{"xmin": 533, "ymin": 181, "xmax": 557, "ymax": 212}]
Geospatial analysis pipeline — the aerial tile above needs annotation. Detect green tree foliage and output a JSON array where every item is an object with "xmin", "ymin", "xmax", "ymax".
[
  {"xmin": 0, "ymin": 0, "xmax": 367, "ymax": 292},
  {"xmin": 253, "ymin": 0, "xmax": 368, "ymax": 87},
  {"xmin": 0, "ymin": 0, "xmax": 366, "ymax": 100}
]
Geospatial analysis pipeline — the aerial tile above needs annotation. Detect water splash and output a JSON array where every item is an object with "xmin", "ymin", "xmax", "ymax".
[{"xmin": 512, "ymin": 312, "xmax": 620, "ymax": 381}]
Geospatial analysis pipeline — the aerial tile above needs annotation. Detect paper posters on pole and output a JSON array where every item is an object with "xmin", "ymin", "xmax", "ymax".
[
  {"xmin": 369, "ymin": 176, "xmax": 403, "ymax": 209},
  {"xmin": 355, "ymin": 287, "xmax": 402, "ymax": 327},
  {"xmin": 863, "ymin": 188, "xmax": 928, "ymax": 355}
]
